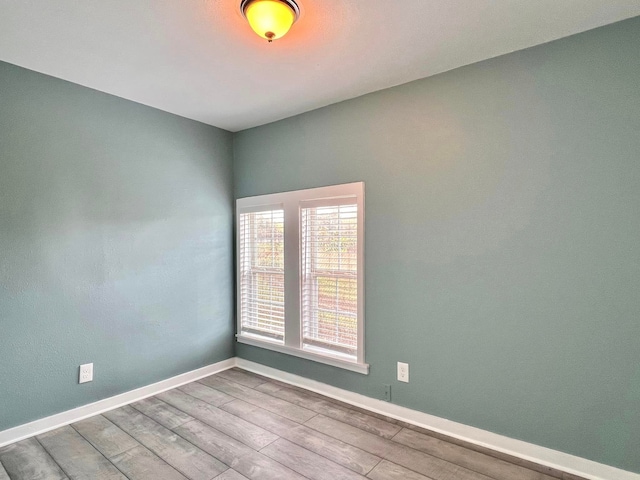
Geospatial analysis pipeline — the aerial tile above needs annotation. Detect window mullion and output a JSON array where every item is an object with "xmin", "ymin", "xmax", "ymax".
[{"xmin": 283, "ymin": 198, "xmax": 301, "ymax": 349}]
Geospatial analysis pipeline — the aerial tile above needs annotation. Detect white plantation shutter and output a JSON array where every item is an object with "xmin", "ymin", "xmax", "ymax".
[
  {"xmin": 238, "ymin": 208, "xmax": 285, "ymax": 342},
  {"xmin": 301, "ymin": 200, "xmax": 358, "ymax": 360}
]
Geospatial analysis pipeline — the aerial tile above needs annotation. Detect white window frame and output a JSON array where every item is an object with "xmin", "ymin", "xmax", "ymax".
[{"xmin": 236, "ymin": 182, "xmax": 368, "ymax": 374}]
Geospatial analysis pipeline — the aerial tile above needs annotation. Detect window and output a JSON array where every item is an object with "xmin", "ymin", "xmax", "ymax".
[
  {"xmin": 238, "ymin": 208, "xmax": 285, "ymax": 341},
  {"xmin": 301, "ymin": 202, "xmax": 358, "ymax": 357},
  {"xmin": 236, "ymin": 182, "xmax": 367, "ymax": 374}
]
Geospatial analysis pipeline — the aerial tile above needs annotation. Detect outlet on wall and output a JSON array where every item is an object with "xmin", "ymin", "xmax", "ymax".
[
  {"xmin": 383, "ymin": 384, "xmax": 391, "ymax": 402},
  {"xmin": 397, "ymin": 362, "xmax": 409, "ymax": 383},
  {"xmin": 79, "ymin": 363, "xmax": 93, "ymax": 384}
]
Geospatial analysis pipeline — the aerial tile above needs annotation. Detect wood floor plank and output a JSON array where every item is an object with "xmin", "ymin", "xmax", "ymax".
[
  {"xmin": 179, "ymin": 382, "xmax": 235, "ymax": 407},
  {"xmin": 104, "ymin": 405, "xmax": 227, "ymax": 480},
  {"xmin": 158, "ymin": 389, "xmax": 278, "ymax": 450},
  {"xmin": 255, "ymin": 381, "xmax": 398, "ymax": 425},
  {"xmin": 285, "ymin": 425, "xmax": 381, "ymax": 476},
  {"xmin": 263, "ymin": 383, "xmax": 401, "ymax": 439},
  {"xmin": 367, "ymin": 459, "xmax": 433, "ymax": 480},
  {"xmin": 131, "ymin": 396, "xmax": 193, "ymax": 429},
  {"xmin": 72, "ymin": 415, "xmax": 139, "ymax": 459},
  {"xmin": 215, "ymin": 369, "xmax": 269, "ymax": 388},
  {"xmin": 0, "ymin": 438, "xmax": 66, "ymax": 480},
  {"xmin": 37, "ymin": 425, "xmax": 127, "ymax": 479},
  {"xmin": 214, "ymin": 469, "xmax": 250, "ymax": 480},
  {"xmin": 111, "ymin": 445, "xmax": 189, "ymax": 480},
  {"xmin": 397, "ymin": 422, "xmax": 566, "ymax": 479},
  {"xmin": 261, "ymin": 438, "xmax": 366, "ymax": 480},
  {"xmin": 230, "ymin": 450, "xmax": 307, "ymax": 480},
  {"xmin": 392, "ymin": 428, "xmax": 555, "ymax": 480},
  {"xmin": 254, "ymin": 379, "xmax": 317, "ymax": 397},
  {"xmin": 220, "ymin": 398, "xmax": 299, "ymax": 436},
  {"xmin": 199, "ymin": 376, "xmax": 317, "ymax": 424},
  {"xmin": 174, "ymin": 420, "xmax": 254, "ymax": 465},
  {"xmin": 305, "ymin": 415, "xmax": 393, "ymax": 457},
  {"xmin": 221, "ymin": 399, "xmax": 380, "ymax": 475},
  {"xmin": 385, "ymin": 442, "xmax": 494, "ymax": 480},
  {"xmin": 306, "ymin": 415, "xmax": 493, "ymax": 480}
]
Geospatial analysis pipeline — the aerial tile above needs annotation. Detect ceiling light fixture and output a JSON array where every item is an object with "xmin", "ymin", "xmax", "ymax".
[{"xmin": 240, "ymin": 0, "xmax": 300, "ymax": 42}]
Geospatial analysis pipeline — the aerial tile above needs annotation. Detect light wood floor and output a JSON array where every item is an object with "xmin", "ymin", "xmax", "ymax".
[{"xmin": 0, "ymin": 368, "xmax": 584, "ymax": 480}]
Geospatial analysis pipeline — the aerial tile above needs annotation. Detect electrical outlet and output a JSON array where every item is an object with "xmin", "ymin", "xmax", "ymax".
[
  {"xmin": 79, "ymin": 363, "xmax": 93, "ymax": 384},
  {"xmin": 384, "ymin": 384, "xmax": 391, "ymax": 402},
  {"xmin": 397, "ymin": 362, "xmax": 409, "ymax": 383}
]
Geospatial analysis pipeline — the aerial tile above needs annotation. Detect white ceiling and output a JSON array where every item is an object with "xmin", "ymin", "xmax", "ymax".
[{"xmin": 1, "ymin": 1, "xmax": 639, "ymax": 132}]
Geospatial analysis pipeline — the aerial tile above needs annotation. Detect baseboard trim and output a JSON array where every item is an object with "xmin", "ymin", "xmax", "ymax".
[
  {"xmin": 0, "ymin": 358, "xmax": 236, "ymax": 448},
  {"xmin": 236, "ymin": 358, "xmax": 640, "ymax": 480},
  {"xmin": 2, "ymin": 357, "xmax": 637, "ymax": 480}
]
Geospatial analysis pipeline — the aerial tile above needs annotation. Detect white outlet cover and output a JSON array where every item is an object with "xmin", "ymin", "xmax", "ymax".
[
  {"xmin": 397, "ymin": 362, "xmax": 409, "ymax": 383},
  {"xmin": 79, "ymin": 363, "xmax": 93, "ymax": 384}
]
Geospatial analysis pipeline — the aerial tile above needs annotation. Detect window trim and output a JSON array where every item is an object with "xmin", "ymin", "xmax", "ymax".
[{"xmin": 236, "ymin": 182, "xmax": 368, "ymax": 374}]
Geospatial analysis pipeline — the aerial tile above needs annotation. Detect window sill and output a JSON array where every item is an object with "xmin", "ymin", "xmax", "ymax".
[{"xmin": 236, "ymin": 334, "xmax": 370, "ymax": 375}]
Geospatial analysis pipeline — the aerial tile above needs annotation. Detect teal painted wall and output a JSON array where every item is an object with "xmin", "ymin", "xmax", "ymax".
[
  {"xmin": 233, "ymin": 17, "xmax": 640, "ymax": 472},
  {"xmin": 0, "ymin": 62, "xmax": 235, "ymax": 431}
]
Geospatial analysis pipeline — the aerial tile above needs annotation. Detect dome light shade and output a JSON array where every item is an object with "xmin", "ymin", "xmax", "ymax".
[{"xmin": 240, "ymin": 0, "xmax": 300, "ymax": 42}]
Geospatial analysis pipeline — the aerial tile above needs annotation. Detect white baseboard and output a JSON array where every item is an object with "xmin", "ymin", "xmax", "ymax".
[
  {"xmin": 0, "ymin": 358, "xmax": 236, "ymax": 448},
  {"xmin": 2, "ymin": 356, "xmax": 637, "ymax": 480},
  {"xmin": 236, "ymin": 358, "xmax": 640, "ymax": 480}
]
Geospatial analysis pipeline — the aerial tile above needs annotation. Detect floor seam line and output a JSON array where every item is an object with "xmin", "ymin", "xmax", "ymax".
[
  {"xmin": 158, "ymin": 387, "xmax": 281, "ymax": 453},
  {"xmin": 365, "ymin": 457, "xmax": 384, "ymax": 476},
  {"xmin": 257, "ymin": 443, "xmax": 319, "ymax": 480},
  {"xmin": 129, "ymin": 399, "xmax": 194, "ymax": 429},
  {"xmin": 0, "ymin": 455, "xmax": 15, "ymax": 480},
  {"xmin": 68, "ymin": 422, "xmax": 133, "ymax": 480},
  {"xmin": 168, "ymin": 420, "xmax": 235, "ymax": 469},
  {"xmin": 388, "ymin": 431, "xmax": 542, "ymax": 480},
  {"xmin": 32, "ymin": 435, "xmax": 75, "ymax": 480},
  {"xmin": 201, "ymin": 375, "xmax": 318, "ymax": 423},
  {"xmin": 106, "ymin": 406, "xmax": 228, "ymax": 478}
]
